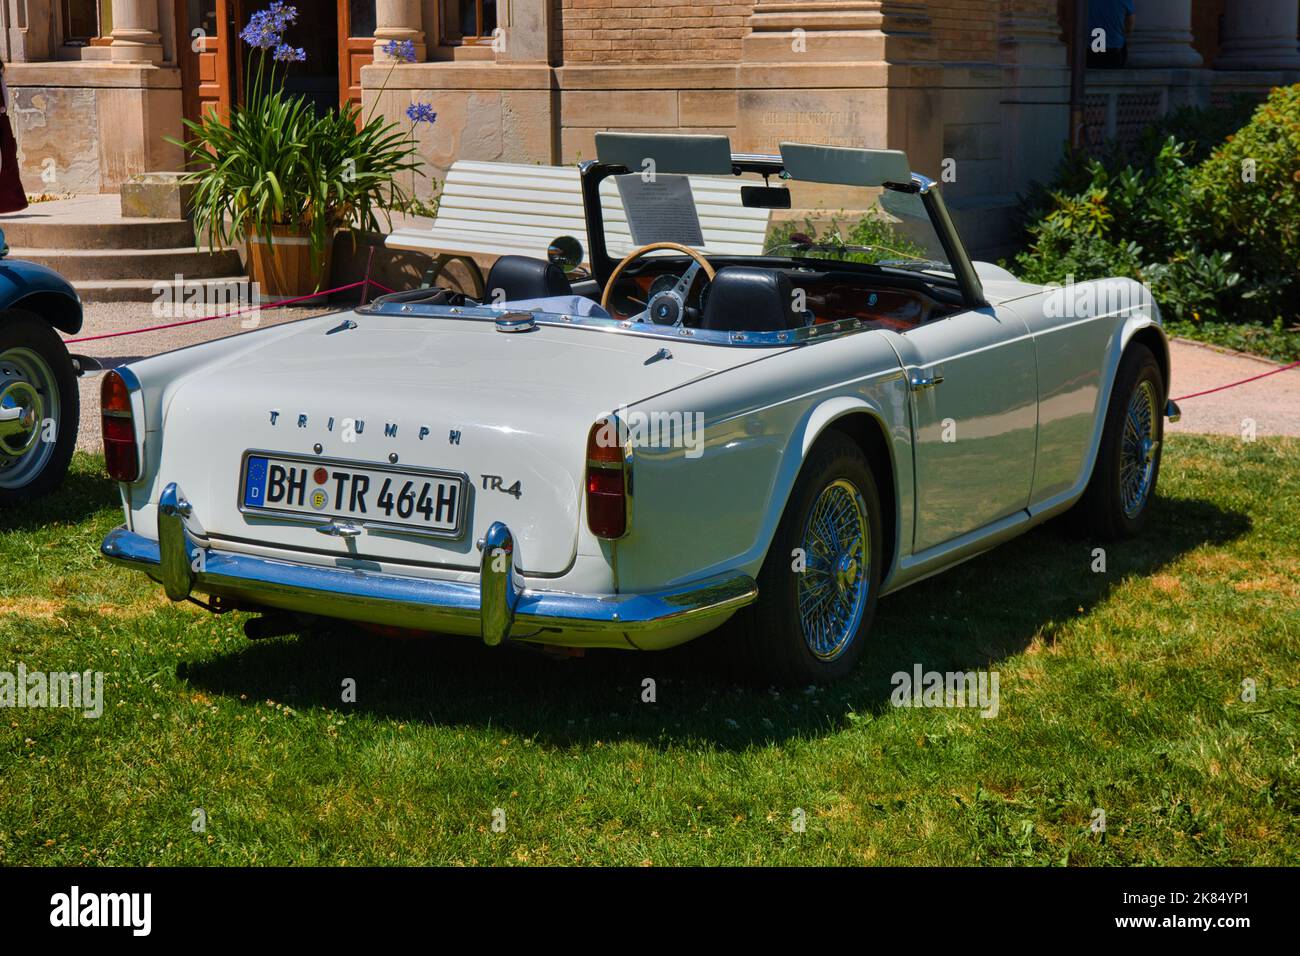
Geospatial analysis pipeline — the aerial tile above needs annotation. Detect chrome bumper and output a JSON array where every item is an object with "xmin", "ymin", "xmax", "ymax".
[{"xmin": 100, "ymin": 483, "xmax": 757, "ymax": 646}]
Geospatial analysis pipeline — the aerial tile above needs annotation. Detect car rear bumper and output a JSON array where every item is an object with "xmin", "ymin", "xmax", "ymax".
[{"xmin": 100, "ymin": 483, "xmax": 757, "ymax": 648}]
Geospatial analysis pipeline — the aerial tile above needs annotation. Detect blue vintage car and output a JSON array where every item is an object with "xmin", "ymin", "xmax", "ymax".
[{"xmin": 0, "ymin": 226, "xmax": 91, "ymax": 504}]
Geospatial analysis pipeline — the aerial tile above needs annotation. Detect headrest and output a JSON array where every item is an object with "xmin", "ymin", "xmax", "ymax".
[{"xmin": 700, "ymin": 267, "xmax": 805, "ymax": 334}]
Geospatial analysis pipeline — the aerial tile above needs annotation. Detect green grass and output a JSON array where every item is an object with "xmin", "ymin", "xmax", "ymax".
[
  {"xmin": 1, "ymin": 442, "xmax": 1297, "ymax": 866},
  {"xmin": 1166, "ymin": 319, "xmax": 1300, "ymax": 364}
]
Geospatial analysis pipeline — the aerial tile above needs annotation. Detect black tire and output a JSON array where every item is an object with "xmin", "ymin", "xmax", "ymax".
[
  {"xmin": 0, "ymin": 312, "xmax": 79, "ymax": 506},
  {"xmin": 731, "ymin": 431, "xmax": 883, "ymax": 684},
  {"xmin": 1072, "ymin": 343, "xmax": 1164, "ymax": 539}
]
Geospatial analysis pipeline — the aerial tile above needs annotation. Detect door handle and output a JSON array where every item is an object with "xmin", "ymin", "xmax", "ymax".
[{"xmin": 908, "ymin": 368, "xmax": 944, "ymax": 391}]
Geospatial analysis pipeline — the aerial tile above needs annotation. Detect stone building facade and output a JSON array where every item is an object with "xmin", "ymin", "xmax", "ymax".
[{"xmin": 2, "ymin": 1, "xmax": 1297, "ymax": 251}]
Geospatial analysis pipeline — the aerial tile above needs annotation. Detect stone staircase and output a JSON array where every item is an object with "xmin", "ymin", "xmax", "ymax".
[{"xmin": 0, "ymin": 193, "xmax": 245, "ymax": 303}]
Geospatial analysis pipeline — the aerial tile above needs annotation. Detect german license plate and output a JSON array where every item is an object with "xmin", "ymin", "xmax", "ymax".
[{"xmin": 240, "ymin": 453, "xmax": 466, "ymax": 538}]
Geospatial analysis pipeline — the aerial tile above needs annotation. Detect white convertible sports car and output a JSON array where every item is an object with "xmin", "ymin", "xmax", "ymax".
[{"xmin": 100, "ymin": 133, "xmax": 1179, "ymax": 682}]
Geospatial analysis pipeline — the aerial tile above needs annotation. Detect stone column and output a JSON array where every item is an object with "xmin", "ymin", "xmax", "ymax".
[
  {"xmin": 497, "ymin": 0, "xmax": 551, "ymax": 62},
  {"xmin": 1215, "ymin": 0, "xmax": 1300, "ymax": 70},
  {"xmin": 741, "ymin": 1, "xmax": 933, "ymax": 64},
  {"xmin": 999, "ymin": 6, "xmax": 1065, "ymax": 68},
  {"xmin": 999, "ymin": 4, "xmax": 1069, "ymax": 201},
  {"xmin": 1125, "ymin": 0, "xmax": 1202, "ymax": 68},
  {"xmin": 373, "ymin": 0, "xmax": 426, "ymax": 62},
  {"xmin": 109, "ymin": 0, "xmax": 163, "ymax": 64}
]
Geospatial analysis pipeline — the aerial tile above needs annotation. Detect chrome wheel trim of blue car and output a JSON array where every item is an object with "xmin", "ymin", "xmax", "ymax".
[
  {"xmin": 0, "ymin": 346, "xmax": 60, "ymax": 490},
  {"xmin": 1120, "ymin": 378, "xmax": 1159, "ymax": 519},
  {"xmin": 799, "ymin": 478, "xmax": 871, "ymax": 662}
]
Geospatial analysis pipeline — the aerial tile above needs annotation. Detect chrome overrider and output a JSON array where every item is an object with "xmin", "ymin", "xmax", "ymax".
[{"xmin": 100, "ymin": 482, "xmax": 758, "ymax": 646}]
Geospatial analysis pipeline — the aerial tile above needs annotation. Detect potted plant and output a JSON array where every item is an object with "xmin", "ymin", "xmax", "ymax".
[{"xmin": 174, "ymin": 3, "xmax": 422, "ymax": 296}]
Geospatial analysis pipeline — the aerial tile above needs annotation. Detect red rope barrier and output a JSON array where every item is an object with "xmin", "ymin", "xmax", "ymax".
[
  {"xmin": 65, "ymin": 277, "xmax": 401, "ymax": 345},
  {"xmin": 1172, "ymin": 359, "xmax": 1300, "ymax": 402},
  {"xmin": 65, "ymin": 280, "xmax": 371, "ymax": 344}
]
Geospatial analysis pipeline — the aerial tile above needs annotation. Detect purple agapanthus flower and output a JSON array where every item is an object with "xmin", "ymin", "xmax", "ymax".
[
  {"xmin": 272, "ymin": 43, "xmax": 306, "ymax": 63},
  {"xmin": 240, "ymin": 3, "xmax": 299, "ymax": 51},
  {"xmin": 406, "ymin": 102, "xmax": 437, "ymax": 125},
  {"xmin": 382, "ymin": 39, "xmax": 417, "ymax": 63},
  {"xmin": 239, "ymin": 18, "xmax": 278, "ymax": 50}
]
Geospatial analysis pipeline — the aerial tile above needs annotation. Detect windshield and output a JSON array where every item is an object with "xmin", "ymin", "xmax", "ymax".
[{"xmin": 595, "ymin": 171, "xmax": 952, "ymax": 276}]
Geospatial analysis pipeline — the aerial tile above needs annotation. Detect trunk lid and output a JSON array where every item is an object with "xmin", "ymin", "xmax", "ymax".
[{"xmin": 152, "ymin": 312, "xmax": 778, "ymax": 574}]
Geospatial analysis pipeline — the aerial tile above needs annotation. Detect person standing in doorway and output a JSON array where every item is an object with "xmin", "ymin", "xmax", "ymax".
[
  {"xmin": 0, "ymin": 57, "xmax": 29, "ymax": 213},
  {"xmin": 1087, "ymin": 0, "xmax": 1136, "ymax": 68}
]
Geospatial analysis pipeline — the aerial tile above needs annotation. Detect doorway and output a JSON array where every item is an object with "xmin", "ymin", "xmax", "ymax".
[
  {"xmin": 279, "ymin": 1, "xmax": 340, "ymax": 116},
  {"xmin": 178, "ymin": 0, "xmax": 374, "ymax": 124}
]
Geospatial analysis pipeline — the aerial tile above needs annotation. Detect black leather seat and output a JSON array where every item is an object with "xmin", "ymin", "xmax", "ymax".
[
  {"xmin": 484, "ymin": 255, "xmax": 573, "ymax": 302},
  {"xmin": 700, "ymin": 266, "xmax": 806, "ymax": 333}
]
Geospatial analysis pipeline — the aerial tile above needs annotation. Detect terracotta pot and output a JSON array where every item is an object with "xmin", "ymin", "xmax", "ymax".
[{"xmin": 246, "ymin": 225, "xmax": 333, "ymax": 298}]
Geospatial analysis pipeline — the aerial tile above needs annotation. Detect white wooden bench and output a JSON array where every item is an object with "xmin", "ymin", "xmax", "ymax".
[{"xmin": 385, "ymin": 160, "xmax": 772, "ymax": 297}]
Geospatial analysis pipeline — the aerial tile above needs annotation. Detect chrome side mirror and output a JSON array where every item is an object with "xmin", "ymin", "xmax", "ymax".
[{"xmin": 547, "ymin": 235, "xmax": 585, "ymax": 277}]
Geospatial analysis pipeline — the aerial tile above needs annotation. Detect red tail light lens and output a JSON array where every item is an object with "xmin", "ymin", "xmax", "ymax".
[
  {"xmin": 586, "ymin": 418, "xmax": 629, "ymax": 539},
  {"xmin": 101, "ymin": 370, "xmax": 140, "ymax": 482}
]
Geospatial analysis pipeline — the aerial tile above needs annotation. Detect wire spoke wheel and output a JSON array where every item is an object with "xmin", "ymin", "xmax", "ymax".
[
  {"xmin": 798, "ymin": 478, "xmax": 870, "ymax": 661},
  {"xmin": 0, "ymin": 346, "xmax": 60, "ymax": 491},
  {"xmin": 1119, "ymin": 378, "xmax": 1158, "ymax": 519}
]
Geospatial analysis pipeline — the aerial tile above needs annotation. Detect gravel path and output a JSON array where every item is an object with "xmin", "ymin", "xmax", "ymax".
[
  {"xmin": 1165, "ymin": 338, "xmax": 1300, "ymax": 439},
  {"xmin": 66, "ymin": 304, "xmax": 1299, "ymax": 453}
]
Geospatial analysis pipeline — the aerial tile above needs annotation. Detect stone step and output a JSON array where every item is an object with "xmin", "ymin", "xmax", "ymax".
[
  {"xmin": 9, "ymin": 246, "xmax": 244, "ymax": 281},
  {"xmin": 72, "ymin": 276, "xmax": 256, "ymax": 304},
  {"xmin": 0, "ymin": 218, "xmax": 200, "ymax": 250}
]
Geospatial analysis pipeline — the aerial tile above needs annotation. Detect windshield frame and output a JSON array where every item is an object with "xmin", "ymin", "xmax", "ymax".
[{"xmin": 578, "ymin": 154, "xmax": 987, "ymax": 311}]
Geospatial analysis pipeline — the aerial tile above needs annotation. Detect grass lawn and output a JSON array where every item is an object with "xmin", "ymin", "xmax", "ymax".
[
  {"xmin": 1, "ymin": 438, "xmax": 1296, "ymax": 866},
  {"xmin": 1166, "ymin": 320, "xmax": 1300, "ymax": 364}
]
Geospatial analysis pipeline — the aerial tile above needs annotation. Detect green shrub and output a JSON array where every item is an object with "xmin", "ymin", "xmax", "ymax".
[
  {"xmin": 766, "ymin": 210, "xmax": 929, "ymax": 265},
  {"xmin": 1013, "ymin": 84, "xmax": 1300, "ymax": 327},
  {"xmin": 1135, "ymin": 94, "xmax": 1260, "ymax": 165},
  {"xmin": 1190, "ymin": 84, "xmax": 1300, "ymax": 319}
]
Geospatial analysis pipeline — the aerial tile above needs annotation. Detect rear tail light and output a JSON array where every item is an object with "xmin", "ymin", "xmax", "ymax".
[
  {"xmin": 585, "ymin": 418, "xmax": 630, "ymax": 539},
  {"xmin": 101, "ymin": 370, "xmax": 140, "ymax": 482}
]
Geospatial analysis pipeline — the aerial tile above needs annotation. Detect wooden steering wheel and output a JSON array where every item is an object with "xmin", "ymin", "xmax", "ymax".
[{"xmin": 600, "ymin": 242, "xmax": 717, "ymax": 320}]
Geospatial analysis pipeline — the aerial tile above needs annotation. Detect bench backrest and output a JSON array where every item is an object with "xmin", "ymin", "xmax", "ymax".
[{"xmin": 387, "ymin": 160, "xmax": 771, "ymax": 265}]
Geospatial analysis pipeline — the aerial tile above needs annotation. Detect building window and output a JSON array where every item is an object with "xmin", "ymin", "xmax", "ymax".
[
  {"xmin": 443, "ymin": 0, "xmax": 497, "ymax": 44},
  {"xmin": 62, "ymin": 0, "xmax": 106, "ymax": 45},
  {"xmin": 348, "ymin": 0, "xmax": 377, "ymax": 38}
]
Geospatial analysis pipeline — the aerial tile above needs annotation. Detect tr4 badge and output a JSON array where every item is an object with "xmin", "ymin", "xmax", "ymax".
[{"xmin": 481, "ymin": 474, "xmax": 522, "ymax": 499}]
